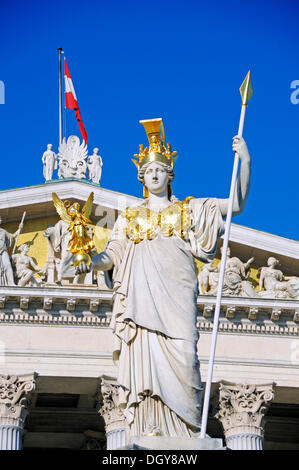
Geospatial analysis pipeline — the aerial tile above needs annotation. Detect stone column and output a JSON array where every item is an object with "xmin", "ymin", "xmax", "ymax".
[
  {"xmin": 98, "ymin": 376, "xmax": 128, "ymax": 450},
  {"xmin": 215, "ymin": 381, "xmax": 275, "ymax": 450},
  {"xmin": 0, "ymin": 373, "xmax": 37, "ymax": 450}
]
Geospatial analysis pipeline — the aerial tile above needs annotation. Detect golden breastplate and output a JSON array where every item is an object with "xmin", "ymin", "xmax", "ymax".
[{"xmin": 122, "ymin": 197, "xmax": 193, "ymax": 244}]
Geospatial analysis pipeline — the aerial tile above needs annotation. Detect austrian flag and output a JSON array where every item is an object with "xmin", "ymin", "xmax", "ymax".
[{"xmin": 64, "ymin": 58, "xmax": 88, "ymax": 144}]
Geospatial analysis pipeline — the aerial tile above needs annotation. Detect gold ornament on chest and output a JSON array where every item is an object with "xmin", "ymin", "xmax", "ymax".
[{"xmin": 123, "ymin": 198, "xmax": 194, "ymax": 244}]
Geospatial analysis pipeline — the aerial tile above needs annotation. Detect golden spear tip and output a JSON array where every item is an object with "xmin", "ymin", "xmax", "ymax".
[{"xmin": 239, "ymin": 70, "xmax": 253, "ymax": 106}]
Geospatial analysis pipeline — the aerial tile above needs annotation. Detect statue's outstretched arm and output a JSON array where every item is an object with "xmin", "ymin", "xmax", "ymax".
[
  {"xmin": 217, "ymin": 136, "xmax": 251, "ymax": 218},
  {"xmin": 91, "ymin": 251, "xmax": 113, "ymax": 271},
  {"xmin": 76, "ymin": 250, "xmax": 113, "ymax": 275}
]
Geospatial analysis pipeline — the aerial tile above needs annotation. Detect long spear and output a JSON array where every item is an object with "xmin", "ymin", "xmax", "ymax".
[
  {"xmin": 12, "ymin": 211, "xmax": 26, "ymax": 254},
  {"xmin": 200, "ymin": 71, "xmax": 253, "ymax": 438}
]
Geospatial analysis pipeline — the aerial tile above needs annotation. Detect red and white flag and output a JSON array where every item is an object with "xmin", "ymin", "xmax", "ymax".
[{"xmin": 64, "ymin": 58, "xmax": 88, "ymax": 144}]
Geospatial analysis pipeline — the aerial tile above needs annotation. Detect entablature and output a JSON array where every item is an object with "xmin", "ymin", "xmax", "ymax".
[{"xmin": 0, "ymin": 286, "xmax": 298, "ymax": 336}]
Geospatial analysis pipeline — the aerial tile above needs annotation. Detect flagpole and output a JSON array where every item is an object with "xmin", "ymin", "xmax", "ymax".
[
  {"xmin": 57, "ymin": 47, "xmax": 64, "ymax": 146},
  {"xmin": 200, "ymin": 71, "xmax": 253, "ymax": 439}
]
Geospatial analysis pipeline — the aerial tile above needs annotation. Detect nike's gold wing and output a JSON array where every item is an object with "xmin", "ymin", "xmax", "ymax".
[
  {"xmin": 52, "ymin": 193, "xmax": 72, "ymax": 224},
  {"xmin": 82, "ymin": 192, "xmax": 94, "ymax": 220}
]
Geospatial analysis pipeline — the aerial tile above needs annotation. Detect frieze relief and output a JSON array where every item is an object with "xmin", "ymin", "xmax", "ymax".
[{"xmin": 198, "ymin": 247, "xmax": 299, "ymax": 301}]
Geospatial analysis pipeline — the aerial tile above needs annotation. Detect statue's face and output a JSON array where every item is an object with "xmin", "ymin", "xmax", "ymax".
[
  {"xmin": 60, "ymin": 159, "xmax": 86, "ymax": 178},
  {"xmin": 72, "ymin": 202, "xmax": 80, "ymax": 211},
  {"xmin": 144, "ymin": 162, "xmax": 169, "ymax": 195}
]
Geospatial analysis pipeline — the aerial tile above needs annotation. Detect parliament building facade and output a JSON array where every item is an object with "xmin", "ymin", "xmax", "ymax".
[{"xmin": 0, "ymin": 173, "xmax": 298, "ymax": 451}]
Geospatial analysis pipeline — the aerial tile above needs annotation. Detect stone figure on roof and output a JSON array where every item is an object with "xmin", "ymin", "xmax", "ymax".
[
  {"xmin": 42, "ymin": 144, "xmax": 57, "ymax": 181},
  {"xmin": 58, "ymin": 135, "xmax": 88, "ymax": 179},
  {"xmin": 87, "ymin": 148, "xmax": 103, "ymax": 184},
  {"xmin": 12, "ymin": 243, "xmax": 46, "ymax": 287}
]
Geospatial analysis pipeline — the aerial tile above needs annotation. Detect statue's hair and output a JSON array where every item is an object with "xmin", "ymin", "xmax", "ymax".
[
  {"xmin": 268, "ymin": 257, "xmax": 278, "ymax": 266},
  {"xmin": 138, "ymin": 161, "xmax": 174, "ymax": 184}
]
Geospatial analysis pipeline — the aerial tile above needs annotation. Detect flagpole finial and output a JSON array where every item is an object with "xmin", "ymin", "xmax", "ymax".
[{"xmin": 239, "ymin": 70, "xmax": 253, "ymax": 106}]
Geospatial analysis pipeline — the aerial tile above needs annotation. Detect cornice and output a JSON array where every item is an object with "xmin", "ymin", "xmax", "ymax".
[
  {"xmin": 0, "ymin": 287, "xmax": 297, "ymax": 335},
  {"xmin": 228, "ymin": 224, "xmax": 299, "ymax": 260},
  {"xmin": 0, "ymin": 180, "xmax": 140, "ymax": 213}
]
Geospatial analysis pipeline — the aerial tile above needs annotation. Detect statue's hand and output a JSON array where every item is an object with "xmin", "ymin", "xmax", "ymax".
[
  {"xmin": 232, "ymin": 135, "xmax": 250, "ymax": 161},
  {"xmin": 75, "ymin": 261, "xmax": 91, "ymax": 275}
]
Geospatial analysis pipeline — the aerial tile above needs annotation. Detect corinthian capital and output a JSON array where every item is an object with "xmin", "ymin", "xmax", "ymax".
[
  {"xmin": 216, "ymin": 381, "xmax": 275, "ymax": 437},
  {"xmin": 0, "ymin": 373, "xmax": 37, "ymax": 427},
  {"xmin": 98, "ymin": 376, "xmax": 126, "ymax": 433}
]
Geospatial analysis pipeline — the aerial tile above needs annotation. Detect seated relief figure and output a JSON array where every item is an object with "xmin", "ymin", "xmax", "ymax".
[
  {"xmin": 197, "ymin": 261, "xmax": 217, "ymax": 295},
  {"xmin": 76, "ymin": 118, "xmax": 252, "ymax": 438},
  {"xmin": 199, "ymin": 246, "xmax": 256, "ymax": 297},
  {"xmin": 258, "ymin": 257, "xmax": 299, "ymax": 299},
  {"xmin": 12, "ymin": 243, "xmax": 46, "ymax": 287}
]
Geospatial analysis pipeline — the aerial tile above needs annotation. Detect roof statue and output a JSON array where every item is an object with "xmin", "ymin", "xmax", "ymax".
[
  {"xmin": 87, "ymin": 148, "xmax": 103, "ymax": 185},
  {"xmin": 57, "ymin": 135, "xmax": 88, "ymax": 179},
  {"xmin": 42, "ymin": 144, "xmax": 57, "ymax": 181},
  {"xmin": 42, "ymin": 136, "xmax": 103, "ymax": 184}
]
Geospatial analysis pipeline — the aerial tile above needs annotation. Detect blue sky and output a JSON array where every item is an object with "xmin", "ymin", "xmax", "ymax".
[{"xmin": 0, "ymin": 0, "xmax": 299, "ymax": 240}]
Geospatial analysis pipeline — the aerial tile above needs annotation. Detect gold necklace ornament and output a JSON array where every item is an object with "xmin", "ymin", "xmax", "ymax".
[{"xmin": 123, "ymin": 197, "xmax": 194, "ymax": 244}]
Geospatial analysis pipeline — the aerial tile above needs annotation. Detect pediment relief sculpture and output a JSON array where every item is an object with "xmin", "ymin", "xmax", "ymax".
[{"xmin": 198, "ymin": 251, "xmax": 299, "ymax": 300}]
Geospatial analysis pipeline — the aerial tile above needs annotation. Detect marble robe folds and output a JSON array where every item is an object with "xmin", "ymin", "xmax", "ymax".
[{"xmin": 104, "ymin": 198, "xmax": 224, "ymax": 436}]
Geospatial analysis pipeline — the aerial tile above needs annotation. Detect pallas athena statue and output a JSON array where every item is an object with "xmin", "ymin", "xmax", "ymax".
[{"xmin": 77, "ymin": 118, "xmax": 251, "ymax": 438}]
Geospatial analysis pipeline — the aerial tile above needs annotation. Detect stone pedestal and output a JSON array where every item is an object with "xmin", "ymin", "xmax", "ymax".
[
  {"xmin": 98, "ymin": 376, "xmax": 128, "ymax": 450},
  {"xmin": 215, "ymin": 381, "xmax": 275, "ymax": 450},
  {"xmin": 98, "ymin": 376, "xmax": 226, "ymax": 451},
  {"xmin": 0, "ymin": 373, "xmax": 37, "ymax": 450},
  {"xmin": 123, "ymin": 436, "xmax": 225, "ymax": 450}
]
